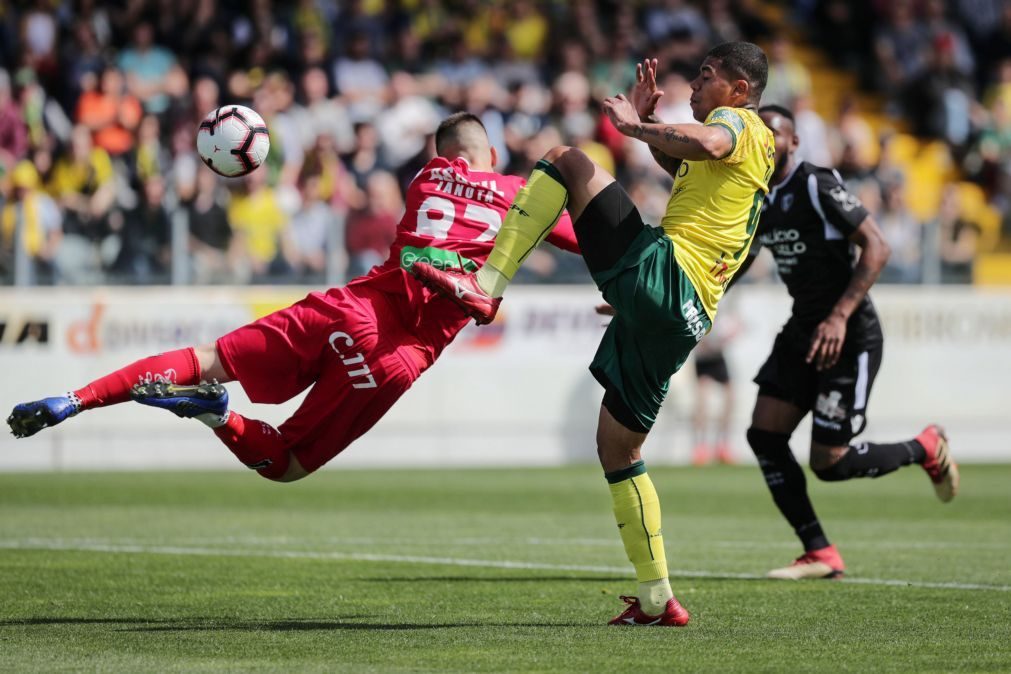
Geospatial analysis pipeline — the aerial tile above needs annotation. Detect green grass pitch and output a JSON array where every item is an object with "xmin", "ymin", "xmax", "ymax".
[{"xmin": 1, "ymin": 465, "xmax": 1009, "ymax": 673}]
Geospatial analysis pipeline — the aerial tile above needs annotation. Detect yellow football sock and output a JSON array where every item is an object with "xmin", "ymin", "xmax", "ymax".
[
  {"xmin": 606, "ymin": 461, "xmax": 672, "ymax": 615},
  {"xmin": 478, "ymin": 159, "xmax": 568, "ymax": 297}
]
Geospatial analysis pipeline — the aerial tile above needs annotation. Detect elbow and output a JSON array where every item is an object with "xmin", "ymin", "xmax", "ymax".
[
  {"xmin": 876, "ymin": 235, "xmax": 892, "ymax": 267},
  {"xmin": 700, "ymin": 138, "xmax": 727, "ymax": 160},
  {"xmin": 699, "ymin": 129, "xmax": 729, "ymax": 160}
]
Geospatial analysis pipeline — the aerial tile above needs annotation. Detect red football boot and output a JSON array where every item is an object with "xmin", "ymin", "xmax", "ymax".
[
  {"xmin": 607, "ymin": 595, "xmax": 690, "ymax": 627},
  {"xmin": 409, "ymin": 262, "xmax": 502, "ymax": 325},
  {"xmin": 767, "ymin": 544, "xmax": 845, "ymax": 580},
  {"xmin": 916, "ymin": 424, "xmax": 959, "ymax": 502},
  {"xmin": 715, "ymin": 442, "xmax": 736, "ymax": 465}
]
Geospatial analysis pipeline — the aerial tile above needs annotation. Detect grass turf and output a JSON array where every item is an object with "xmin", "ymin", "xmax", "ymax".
[{"xmin": 0, "ymin": 465, "xmax": 1009, "ymax": 673}]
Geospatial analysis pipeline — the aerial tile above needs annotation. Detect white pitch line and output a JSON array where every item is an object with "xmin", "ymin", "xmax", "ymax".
[
  {"xmin": 49, "ymin": 534, "xmax": 1008, "ymax": 552},
  {"xmin": 1, "ymin": 538, "xmax": 1009, "ymax": 593}
]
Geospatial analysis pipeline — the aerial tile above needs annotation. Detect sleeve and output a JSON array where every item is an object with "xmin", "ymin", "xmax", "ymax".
[
  {"xmin": 811, "ymin": 169, "xmax": 869, "ymax": 238},
  {"xmin": 705, "ymin": 106, "xmax": 747, "ymax": 165},
  {"xmin": 544, "ymin": 209, "xmax": 580, "ymax": 254}
]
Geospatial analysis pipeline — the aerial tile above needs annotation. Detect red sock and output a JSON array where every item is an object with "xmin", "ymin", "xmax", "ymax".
[
  {"xmin": 74, "ymin": 347, "xmax": 201, "ymax": 409},
  {"xmin": 213, "ymin": 411, "xmax": 291, "ymax": 480}
]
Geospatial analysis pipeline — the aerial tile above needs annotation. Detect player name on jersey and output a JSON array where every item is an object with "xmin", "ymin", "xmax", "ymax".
[{"xmin": 428, "ymin": 167, "xmax": 506, "ymax": 204}]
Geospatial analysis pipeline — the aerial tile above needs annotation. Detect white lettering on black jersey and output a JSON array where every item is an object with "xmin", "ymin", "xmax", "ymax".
[{"xmin": 754, "ymin": 162, "xmax": 882, "ymax": 350}]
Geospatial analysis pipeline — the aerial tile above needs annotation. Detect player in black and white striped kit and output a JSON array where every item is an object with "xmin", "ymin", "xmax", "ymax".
[{"xmin": 732, "ymin": 105, "xmax": 959, "ymax": 580}]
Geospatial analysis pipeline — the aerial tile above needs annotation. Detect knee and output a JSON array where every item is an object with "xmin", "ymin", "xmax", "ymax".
[
  {"xmin": 810, "ymin": 445, "xmax": 850, "ymax": 481},
  {"xmin": 746, "ymin": 427, "xmax": 792, "ymax": 460},
  {"xmin": 543, "ymin": 145, "xmax": 577, "ymax": 164},
  {"xmin": 258, "ymin": 452, "xmax": 310, "ymax": 483}
]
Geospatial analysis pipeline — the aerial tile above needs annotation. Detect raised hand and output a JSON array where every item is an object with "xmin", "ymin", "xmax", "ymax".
[
  {"xmin": 602, "ymin": 94, "xmax": 640, "ymax": 135},
  {"xmin": 630, "ymin": 58, "xmax": 664, "ymax": 121}
]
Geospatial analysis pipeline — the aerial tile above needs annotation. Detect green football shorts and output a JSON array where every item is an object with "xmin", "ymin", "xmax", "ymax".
[{"xmin": 588, "ymin": 226, "xmax": 711, "ymax": 432}]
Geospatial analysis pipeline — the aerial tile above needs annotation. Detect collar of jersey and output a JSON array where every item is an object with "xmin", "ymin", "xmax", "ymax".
[{"xmin": 768, "ymin": 160, "xmax": 803, "ymax": 205}]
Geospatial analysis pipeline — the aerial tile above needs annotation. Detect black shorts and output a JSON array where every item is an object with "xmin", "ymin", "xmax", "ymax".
[
  {"xmin": 753, "ymin": 331, "xmax": 883, "ymax": 446},
  {"xmin": 694, "ymin": 354, "xmax": 730, "ymax": 384}
]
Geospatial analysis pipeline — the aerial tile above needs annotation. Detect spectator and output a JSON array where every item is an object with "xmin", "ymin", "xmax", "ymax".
[
  {"xmin": 134, "ymin": 114, "xmax": 170, "ymax": 182},
  {"xmin": 226, "ymin": 167, "xmax": 294, "ymax": 283},
  {"xmin": 76, "ymin": 66, "xmax": 143, "ymax": 157},
  {"xmin": 923, "ymin": 0, "xmax": 976, "ymax": 79},
  {"xmin": 762, "ymin": 35, "xmax": 812, "ymax": 107},
  {"xmin": 187, "ymin": 168, "xmax": 234, "ymax": 285},
  {"xmin": 289, "ymin": 172, "xmax": 340, "ymax": 283},
  {"xmin": 376, "ymin": 72, "xmax": 443, "ymax": 170},
  {"xmin": 874, "ymin": 0, "xmax": 928, "ymax": 94},
  {"xmin": 345, "ymin": 171, "xmax": 400, "ymax": 278},
  {"xmin": 60, "ymin": 20, "xmax": 105, "ymax": 113},
  {"xmin": 17, "ymin": 67, "xmax": 73, "ymax": 151},
  {"xmin": 108, "ymin": 174, "xmax": 170, "ymax": 283},
  {"xmin": 934, "ymin": 186, "xmax": 980, "ymax": 284},
  {"xmin": 0, "ymin": 69, "xmax": 28, "ymax": 168},
  {"xmin": 118, "ymin": 21, "xmax": 178, "ymax": 115},
  {"xmin": 504, "ymin": 1, "xmax": 549, "ymax": 60},
  {"xmin": 333, "ymin": 32, "xmax": 389, "ymax": 121},
  {"xmin": 296, "ymin": 66, "xmax": 354, "ymax": 155},
  {"xmin": 793, "ymin": 95, "xmax": 833, "ymax": 168},
  {"xmin": 47, "ymin": 125, "xmax": 116, "ymax": 267},
  {"xmin": 905, "ymin": 35, "xmax": 975, "ymax": 147},
  {"xmin": 1, "ymin": 161, "xmax": 62, "ymax": 285},
  {"xmin": 877, "ymin": 174, "xmax": 923, "ymax": 284},
  {"xmin": 345, "ymin": 122, "xmax": 387, "ymax": 190}
]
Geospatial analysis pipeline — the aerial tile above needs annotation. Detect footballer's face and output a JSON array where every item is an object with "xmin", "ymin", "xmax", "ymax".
[
  {"xmin": 689, "ymin": 58, "xmax": 746, "ymax": 121},
  {"xmin": 760, "ymin": 110, "xmax": 799, "ymax": 176}
]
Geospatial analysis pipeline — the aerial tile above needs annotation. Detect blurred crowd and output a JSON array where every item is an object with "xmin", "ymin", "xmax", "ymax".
[{"xmin": 0, "ymin": 0, "xmax": 1007, "ymax": 287}]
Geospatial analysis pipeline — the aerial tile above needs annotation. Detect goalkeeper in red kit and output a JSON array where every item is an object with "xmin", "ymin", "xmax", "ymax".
[{"xmin": 7, "ymin": 113, "xmax": 579, "ymax": 481}]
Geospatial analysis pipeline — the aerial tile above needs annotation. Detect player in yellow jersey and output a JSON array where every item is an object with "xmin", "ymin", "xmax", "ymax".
[{"xmin": 411, "ymin": 42, "xmax": 774, "ymax": 626}]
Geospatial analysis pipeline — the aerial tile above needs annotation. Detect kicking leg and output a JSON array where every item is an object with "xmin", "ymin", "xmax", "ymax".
[
  {"xmin": 8, "ymin": 344, "xmax": 226, "ymax": 438},
  {"xmin": 599, "ymin": 392, "xmax": 689, "ymax": 627},
  {"xmin": 410, "ymin": 146, "xmax": 622, "ymax": 323}
]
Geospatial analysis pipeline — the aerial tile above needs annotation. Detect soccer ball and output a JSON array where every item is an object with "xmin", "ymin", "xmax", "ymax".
[{"xmin": 196, "ymin": 105, "xmax": 270, "ymax": 177}]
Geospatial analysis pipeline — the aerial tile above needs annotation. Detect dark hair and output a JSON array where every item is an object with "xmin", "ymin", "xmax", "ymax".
[
  {"xmin": 706, "ymin": 42, "xmax": 768, "ymax": 103},
  {"xmin": 758, "ymin": 104, "xmax": 795, "ymax": 124},
  {"xmin": 435, "ymin": 112, "xmax": 487, "ymax": 155}
]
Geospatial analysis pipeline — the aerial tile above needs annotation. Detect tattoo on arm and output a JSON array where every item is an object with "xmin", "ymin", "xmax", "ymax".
[
  {"xmin": 663, "ymin": 127, "xmax": 690, "ymax": 144},
  {"xmin": 641, "ymin": 115, "xmax": 684, "ymax": 177}
]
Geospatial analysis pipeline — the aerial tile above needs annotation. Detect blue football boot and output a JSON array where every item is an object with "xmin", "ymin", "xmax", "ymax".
[
  {"xmin": 130, "ymin": 381, "xmax": 229, "ymax": 421},
  {"xmin": 7, "ymin": 396, "xmax": 80, "ymax": 438}
]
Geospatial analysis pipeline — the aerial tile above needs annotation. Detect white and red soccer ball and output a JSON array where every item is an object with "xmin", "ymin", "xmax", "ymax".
[{"xmin": 196, "ymin": 105, "xmax": 270, "ymax": 177}]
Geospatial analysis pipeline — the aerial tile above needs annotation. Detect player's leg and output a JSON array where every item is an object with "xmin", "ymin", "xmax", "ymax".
[
  {"xmin": 807, "ymin": 346, "xmax": 958, "ymax": 501},
  {"xmin": 598, "ymin": 396, "xmax": 689, "ymax": 627},
  {"xmin": 214, "ymin": 339, "xmax": 417, "ymax": 482},
  {"xmin": 7, "ymin": 343, "xmax": 230, "ymax": 438},
  {"xmin": 592, "ymin": 249, "xmax": 706, "ymax": 626},
  {"xmin": 476, "ymin": 145, "xmax": 625, "ymax": 296},
  {"xmin": 747, "ymin": 335, "xmax": 846, "ymax": 578},
  {"xmin": 750, "ymin": 394, "xmax": 847, "ymax": 579},
  {"xmin": 410, "ymin": 146, "xmax": 634, "ymax": 323}
]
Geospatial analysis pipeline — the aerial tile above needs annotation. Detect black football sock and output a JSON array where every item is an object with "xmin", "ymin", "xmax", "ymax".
[
  {"xmin": 747, "ymin": 428, "xmax": 830, "ymax": 552},
  {"xmin": 813, "ymin": 439, "xmax": 926, "ymax": 482}
]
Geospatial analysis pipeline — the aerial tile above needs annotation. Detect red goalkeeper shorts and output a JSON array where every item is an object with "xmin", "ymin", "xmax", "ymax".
[{"xmin": 215, "ymin": 275, "xmax": 467, "ymax": 472}]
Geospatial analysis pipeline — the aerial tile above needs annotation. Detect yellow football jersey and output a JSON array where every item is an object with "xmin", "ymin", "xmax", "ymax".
[{"xmin": 661, "ymin": 106, "xmax": 775, "ymax": 320}]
